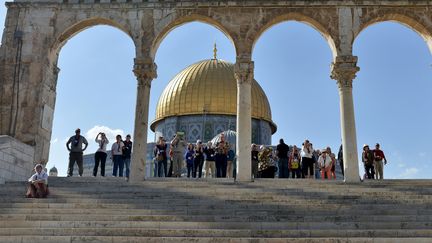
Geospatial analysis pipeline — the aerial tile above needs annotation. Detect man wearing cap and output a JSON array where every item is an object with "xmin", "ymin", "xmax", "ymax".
[
  {"xmin": 66, "ymin": 128, "xmax": 88, "ymax": 177},
  {"xmin": 171, "ymin": 132, "xmax": 188, "ymax": 177},
  {"xmin": 373, "ymin": 143, "xmax": 387, "ymax": 180},
  {"xmin": 362, "ymin": 144, "xmax": 375, "ymax": 179}
]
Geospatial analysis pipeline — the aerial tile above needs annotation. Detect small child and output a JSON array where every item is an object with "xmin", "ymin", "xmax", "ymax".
[{"xmin": 185, "ymin": 143, "xmax": 195, "ymax": 178}]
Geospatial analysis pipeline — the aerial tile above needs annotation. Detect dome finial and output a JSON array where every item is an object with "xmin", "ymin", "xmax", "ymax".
[{"xmin": 213, "ymin": 42, "xmax": 217, "ymax": 60}]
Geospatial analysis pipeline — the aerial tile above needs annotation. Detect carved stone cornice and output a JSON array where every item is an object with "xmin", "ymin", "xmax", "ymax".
[
  {"xmin": 133, "ymin": 58, "xmax": 157, "ymax": 87},
  {"xmin": 234, "ymin": 60, "xmax": 254, "ymax": 85},
  {"xmin": 331, "ymin": 55, "xmax": 360, "ymax": 89}
]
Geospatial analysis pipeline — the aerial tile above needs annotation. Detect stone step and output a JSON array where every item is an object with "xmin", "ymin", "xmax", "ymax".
[
  {"xmin": 0, "ymin": 220, "xmax": 431, "ymax": 230},
  {"xmin": 2, "ymin": 213, "xmax": 430, "ymax": 223},
  {"xmin": 7, "ymin": 178, "xmax": 432, "ymax": 190},
  {"xmin": 1, "ymin": 198, "xmax": 429, "ymax": 206},
  {"xmin": 5, "ymin": 180, "xmax": 432, "ymax": 190},
  {"xmin": 1, "ymin": 228, "xmax": 432, "ymax": 238},
  {"xmin": 0, "ymin": 202, "xmax": 428, "ymax": 211},
  {"xmin": 2, "ymin": 190, "xmax": 430, "ymax": 200},
  {"xmin": 34, "ymin": 177, "xmax": 432, "ymax": 184},
  {"xmin": 2, "ymin": 178, "xmax": 431, "ymax": 240},
  {"xmin": 0, "ymin": 236, "xmax": 431, "ymax": 243},
  {"xmin": 0, "ymin": 208, "xmax": 430, "ymax": 217}
]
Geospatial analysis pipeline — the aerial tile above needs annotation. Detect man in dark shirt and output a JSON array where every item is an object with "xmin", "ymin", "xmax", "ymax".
[
  {"xmin": 338, "ymin": 144, "xmax": 344, "ymax": 177},
  {"xmin": 204, "ymin": 142, "xmax": 216, "ymax": 178},
  {"xmin": 122, "ymin": 134, "xmax": 133, "ymax": 181},
  {"xmin": 66, "ymin": 128, "xmax": 88, "ymax": 177},
  {"xmin": 276, "ymin": 139, "xmax": 290, "ymax": 178}
]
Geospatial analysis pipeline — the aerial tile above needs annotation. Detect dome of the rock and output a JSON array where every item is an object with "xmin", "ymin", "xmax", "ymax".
[{"xmin": 150, "ymin": 58, "xmax": 276, "ymax": 145}]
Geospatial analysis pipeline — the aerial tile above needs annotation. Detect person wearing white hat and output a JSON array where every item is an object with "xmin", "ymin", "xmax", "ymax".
[
  {"xmin": 26, "ymin": 164, "xmax": 49, "ymax": 198},
  {"xmin": 318, "ymin": 149, "xmax": 333, "ymax": 180}
]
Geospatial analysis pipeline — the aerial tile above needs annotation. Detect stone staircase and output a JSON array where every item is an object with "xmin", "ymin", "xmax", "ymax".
[{"xmin": 0, "ymin": 177, "xmax": 431, "ymax": 242}]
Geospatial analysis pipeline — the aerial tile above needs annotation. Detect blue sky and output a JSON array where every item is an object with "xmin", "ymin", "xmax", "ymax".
[{"xmin": 0, "ymin": 2, "xmax": 431, "ymax": 178}]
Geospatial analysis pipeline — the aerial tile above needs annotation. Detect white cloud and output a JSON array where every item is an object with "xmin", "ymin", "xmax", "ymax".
[
  {"xmin": 85, "ymin": 125, "xmax": 126, "ymax": 143},
  {"xmin": 400, "ymin": 167, "xmax": 419, "ymax": 179},
  {"xmin": 397, "ymin": 162, "xmax": 406, "ymax": 168},
  {"xmin": 50, "ymin": 138, "xmax": 58, "ymax": 144}
]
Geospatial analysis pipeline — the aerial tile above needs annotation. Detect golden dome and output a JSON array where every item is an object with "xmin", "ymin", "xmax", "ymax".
[{"xmin": 151, "ymin": 59, "xmax": 276, "ymax": 133}]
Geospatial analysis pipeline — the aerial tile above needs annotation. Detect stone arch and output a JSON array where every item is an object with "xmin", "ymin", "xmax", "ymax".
[
  {"xmin": 355, "ymin": 13, "xmax": 432, "ymax": 54},
  {"xmin": 50, "ymin": 17, "xmax": 136, "ymax": 61},
  {"xmin": 251, "ymin": 13, "xmax": 338, "ymax": 59},
  {"xmin": 151, "ymin": 14, "xmax": 238, "ymax": 59},
  {"xmin": 39, "ymin": 17, "xmax": 137, "ymax": 164}
]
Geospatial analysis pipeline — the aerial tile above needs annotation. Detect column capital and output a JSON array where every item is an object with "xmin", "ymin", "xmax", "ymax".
[
  {"xmin": 133, "ymin": 58, "xmax": 157, "ymax": 87},
  {"xmin": 234, "ymin": 60, "xmax": 254, "ymax": 85},
  {"xmin": 331, "ymin": 55, "xmax": 360, "ymax": 89}
]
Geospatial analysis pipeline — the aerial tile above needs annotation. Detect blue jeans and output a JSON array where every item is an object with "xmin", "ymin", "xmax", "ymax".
[
  {"xmin": 157, "ymin": 159, "xmax": 167, "ymax": 177},
  {"xmin": 278, "ymin": 158, "xmax": 289, "ymax": 178},
  {"xmin": 123, "ymin": 157, "xmax": 131, "ymax": 178},
  {"xmin": 112, "ymin": 155, "xmax": 124, "ymax": 177}
]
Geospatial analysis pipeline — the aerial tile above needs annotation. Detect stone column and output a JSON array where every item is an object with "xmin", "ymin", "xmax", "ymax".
[
  {"xmin": 234, "ymin": 59, "xmax": 254, "ymax": 182},
  {"xmin": 331, "ymin": 56, "xmax": 360, "ymax": 183},
  {"xmin": 130, "ymin": 59, "xmax": 157, "ymax": 182}
]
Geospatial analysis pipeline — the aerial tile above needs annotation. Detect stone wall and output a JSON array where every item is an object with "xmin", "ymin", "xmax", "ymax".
[
  {"xmin": 154, "ymin": 115, "xmax": 272, "ymax": 145},
  {"xmin": 0, "ymin": 135, "xmax": 34, "ymax": 184}
]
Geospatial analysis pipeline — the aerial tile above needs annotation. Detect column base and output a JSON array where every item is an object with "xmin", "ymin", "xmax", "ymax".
[
  {"xmin": 343, "ymin": 174, "xmax": 361, "ymax": 183},
  {"xmin": 235, "ymin": 175, "xmax": 253, "ymax": 182}
]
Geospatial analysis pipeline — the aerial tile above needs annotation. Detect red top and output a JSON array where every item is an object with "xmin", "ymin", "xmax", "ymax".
[{"xmin": 373, "ymin": 149, "xmax": 386, "ymax": 161}]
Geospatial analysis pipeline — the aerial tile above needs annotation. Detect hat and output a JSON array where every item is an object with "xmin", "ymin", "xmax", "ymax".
[
  {"xmin": 363, "ymin": 144, "xmax": 369, "ymax": 148},
  {"xmin": 196, "ymin": 140, "xmax": 202, "ymax": 144},
  {"xmin": 321, "ymin": 149, "xmax": 327, "ymax": 153}
]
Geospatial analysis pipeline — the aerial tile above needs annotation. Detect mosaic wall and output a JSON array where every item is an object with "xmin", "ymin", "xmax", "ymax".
[{"xmin": 154, "ymin": 115, "xmax": 272, "ymax": 145}]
